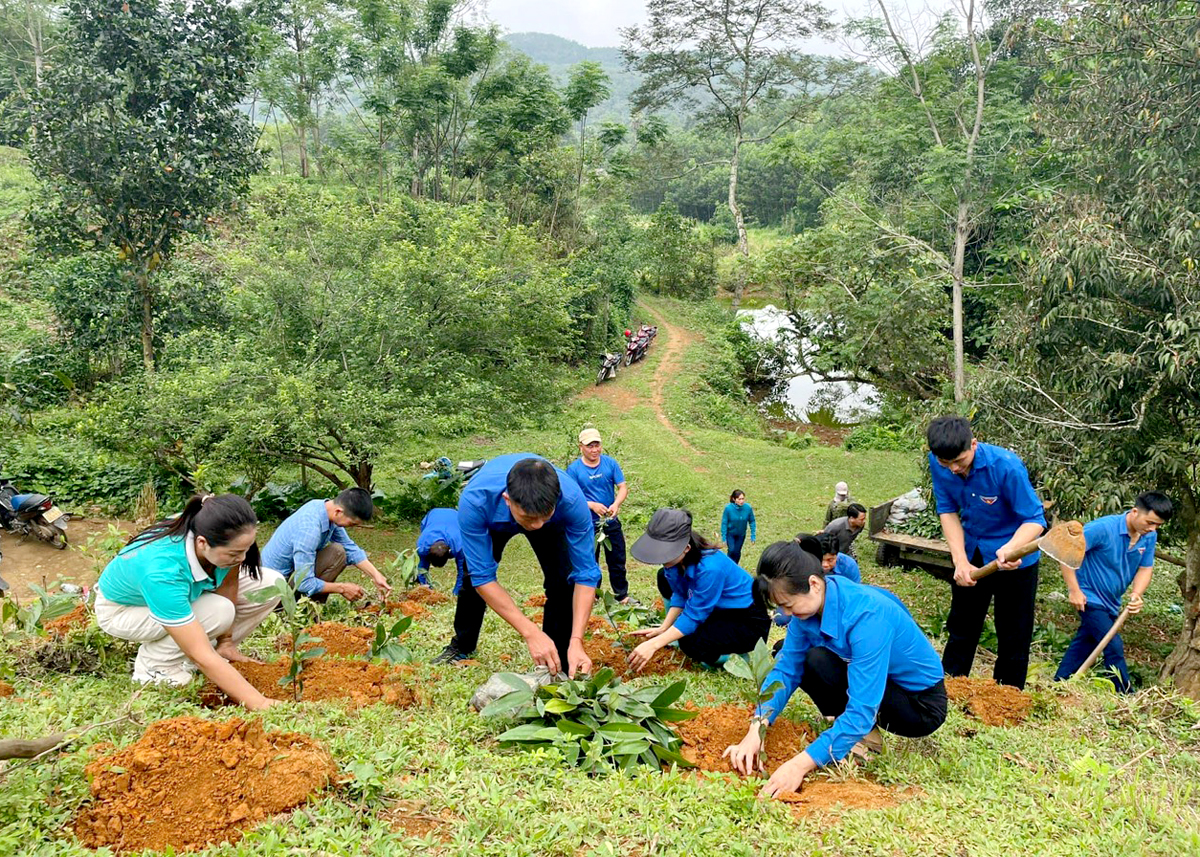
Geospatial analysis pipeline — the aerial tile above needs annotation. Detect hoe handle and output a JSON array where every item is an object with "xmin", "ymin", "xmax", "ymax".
[
  {"xmin": 970, "ymin": 539, "xmax": 1042, "ymax": 581},
  {"xmin": 1072, "ymin": 606, "xmax": 1132, "ymax": 679}
]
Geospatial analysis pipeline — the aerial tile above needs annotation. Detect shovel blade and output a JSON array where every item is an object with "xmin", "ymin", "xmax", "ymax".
[{"xmin": 1039, "ymin": 520, "xmax": 1086, "ymax": 569}]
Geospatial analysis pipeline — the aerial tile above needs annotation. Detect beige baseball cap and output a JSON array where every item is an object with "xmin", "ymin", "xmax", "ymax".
[{"xmin": 579, "ymin": 428, "xmax": 602, "ymax": 445}]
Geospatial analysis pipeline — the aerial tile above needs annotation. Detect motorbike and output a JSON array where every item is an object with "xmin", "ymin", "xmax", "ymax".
[
  {"xmin": 624, "ymin": 324, "xmax": 657, "ymax": 365},
  {"xmin": 0, "ymin": 479, "xmax": 69, "ymax": 549},
  {"xmin": 596, "ymin": 351, "xmax": 621, "ymax": 385},
  {"xmin": 420, "ymin": 457, "xmax": 486, "ymax": 491}
]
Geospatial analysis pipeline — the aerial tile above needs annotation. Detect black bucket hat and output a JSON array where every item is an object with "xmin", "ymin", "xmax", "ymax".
[{"xmin": 630, "ymin": 508, "xmax": 693, "ymax": 565}]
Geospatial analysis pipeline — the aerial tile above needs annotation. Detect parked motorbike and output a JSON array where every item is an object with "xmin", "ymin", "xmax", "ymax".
[
  {"xmin": 0, "ymin": 479, "xmax": 70, "ymax": 549},
  {"xmin": 623, "ymin": 324, "xmax": 657, "ymax": 365},
  {"xmin": 596, "ymin": 352, "xmax": 621, "ymax": 385}
]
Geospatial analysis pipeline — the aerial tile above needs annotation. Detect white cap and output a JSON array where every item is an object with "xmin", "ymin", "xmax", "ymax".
[
  {"xmin": 579, "ymin": 428, "xmax": 602, "ymax": 445},
  {"xmin": 834, "ymin": 481, "xmax": 849, "ymax": 500}
]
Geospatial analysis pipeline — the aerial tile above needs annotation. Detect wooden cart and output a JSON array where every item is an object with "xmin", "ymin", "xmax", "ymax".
[{"xmin": 867, "ymin": 497, "xmax": 954, "ymax": 582}]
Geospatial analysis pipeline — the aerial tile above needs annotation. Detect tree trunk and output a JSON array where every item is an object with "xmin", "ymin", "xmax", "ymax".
[
  {"xmin": 728, "ymin": 137, "xmax": 749, "ymax": 308},
  {"xmin": 1160, "ymin": 488, "xmax": 1200, "ymax": 698},
  {"xmin": 137, "ymin": 267, "xmax": 154, "ymax": 372},
  {"xmin": 351, "ymin": 458, "xmax": 373, "ymax": 491},
  {"xmin": 298, "ymin": 124, "xmax": 309, "ymax": 179},
  {"xmin": 951, "ymin": 199, "xmax": 969, "ymax": 402}
]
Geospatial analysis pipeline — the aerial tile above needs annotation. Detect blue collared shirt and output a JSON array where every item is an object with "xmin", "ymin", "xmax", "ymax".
[
  {"xmin": 261, "ymin": 499, "xmax": 368, "ymax": 597},
  {"xmin": 457, "ymin": 453, "xmax": 602, "ymax": 588},
  {"xmin": 1075, "ymin": 512, "xmax": 1156, "ymax": 614},
  {"xmin": 416, "ymin": 508, "xmax": 467, "ymax": 594},
  {"xmin": 662, "ymin": 549, "xmax": 756, "ymax": 636},
  {"xmin": 929, "ymin": 442, "xmax": 1046, "ymax": 567},
  {"xmin": 831, "ymin": 553, "xmax": 861, "ymax": 583},
  {"xmin": 757, "ymin": 576, "xmax": 943, "ymax": 766},
  {"xmin": 566, "ymin": 455, "xmax": 626, "ymax": 520}
]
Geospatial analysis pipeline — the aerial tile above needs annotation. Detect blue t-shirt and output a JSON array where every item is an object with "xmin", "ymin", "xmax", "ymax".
[
  {"xmin": 457, "ymin": 453, "xmax": 602, "ymax": 588},
  {"xmin": 758, "ymin": 577, "xmax": 943, "ymax": 766},
  {"xmin": 565, "ymin": 455, "xmax": 626, "ymax": 520},
  {"xmin": 929, "ymin": 442, "xmax": 1046, "ymax": 568},
  {"xmin": 831, "ymin": 553, "xmax": 862, "ymax": 583},
  {"xmin": 721, "ymin": 502, "xmax": 756, "ymax": 541},
  {"xmin": 261, "ymin": 499, "xmax": 369, "ymax": 597},
  {"xmin": 1074, "ymin": 512, "xmax": 1157, "ymax": 615},
  {"xmin": 98, "ymin": 533, "xmax": 232, "ymax": 627},
  {"xmin": 416, "ymin": 508, "xmax": 467, "ymax": 594},
  {"xmin": 662, "ymin": 549, "xmax": 756, "ymax": 637}
]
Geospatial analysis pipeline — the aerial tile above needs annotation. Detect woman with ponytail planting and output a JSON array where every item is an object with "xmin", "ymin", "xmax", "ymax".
[
  {"xmin": 94, "ymin": 494, "xmax": 284, "ymax": 710},
  {"xmin": 724, "ymin": 541, "xmax": 946, "ymax": 798}
]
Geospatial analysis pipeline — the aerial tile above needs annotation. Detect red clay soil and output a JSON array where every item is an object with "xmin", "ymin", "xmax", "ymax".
[
  {"xmin": 359, "ymin": 600, "xmax": 433, "ymax": 620},
  {"xmin": 73, "ymin": 716, "xmax": 336, "ymax": 854},
  {"xmin": 402, "ymin": 587, "xmax": 451, "ymax": 605},
  {"xmin": 532, "ymin": 612, "xmax": 612, "ymax": 634},
  {"xmin": 524, "ymin": 594, "xmax": 547, "ymax": 607},
  {"xmin": 582, "ymin": 634, "xmax": 693, "ymax": 679},
  {"xmin": 777, "ymin": 780, "xmax": 910, "ymax": 817},
  {"xmin": 44, "ymin": 604, "xmax": 90, "ymax": 638},
  {"xmin": 673, "ymin": 704, "xmax": 815, "ymax": 774},
  {"xmin": 281, "ymin": 622, "xmax": 375, "ymax": 657},
  {"xmin": 0, "ymin": 680, "xmax": 14, "ymax": 698},
  {"xmin": 945, "ymin": 677, "xmax": 1033, "ymax": 727},
  {"xmin": 200, "ymin": 658, "xmax": 417, "ymax": 708}
]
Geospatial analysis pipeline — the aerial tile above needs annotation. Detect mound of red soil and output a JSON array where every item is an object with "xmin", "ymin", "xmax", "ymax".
[
  {"xmin": 673, "ymin": 704, "xmax": 815, "ymax": 774},
  {"xmin": 200, "ymin": 658, "xmax": 417, "ymax": 708},
  {"xmin": 73, "ymin": 716, "xmax": 336, "ymax": 854},
  {"xmin": 0, "ymin": 680, "xmax": 14, "ymax": 698},
  {"xmin": 532, "ymin": 612, "xmax": 613, "ymax": 634},
  {"xmin": 403, "ymin": 587, "xmax": 450, "ymax": 605},
  {"xmin": 359, "ymin": 600, "xmax": 433, "ymax": 620},
  {"xmin": 44, "ymin": 604, "xmax": 89, "ymax": 638},
  {"xmin": 524, "ymin": 594, "xmax": 547, "ymax": 608},
  {"xmin": 778, "ymin": 780, "xmax": 911, "ymax": 817},
  {"xmin": 283, "ymin": 622, "xmax": 374, "ymax": 657},
  {"xmin": 583, "ymin": 635, "xmax": 693, "ymax": 679},
  {"xmin": 945, "ymin": 677, "xmax": 1033, "ymax": 727}
]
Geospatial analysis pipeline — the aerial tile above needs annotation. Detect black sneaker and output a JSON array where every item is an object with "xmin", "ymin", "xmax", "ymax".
[{"xmin": 430, "ymin": 644, "xmax": 473, "ymax": 665}]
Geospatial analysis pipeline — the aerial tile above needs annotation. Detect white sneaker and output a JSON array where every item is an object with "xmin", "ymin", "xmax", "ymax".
[{"xmin": 132, "ymin": 667, "xmax": 194, "ymax": 687}]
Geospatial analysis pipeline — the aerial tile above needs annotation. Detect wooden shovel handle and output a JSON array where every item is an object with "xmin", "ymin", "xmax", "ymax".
[
  {"xmin": 970, "ymin": 538, "xmax": 1042, "ymax": 581},
  {"xmin": 1072, "ymin": 606, "xmax": 1132, "ymax": 679}
]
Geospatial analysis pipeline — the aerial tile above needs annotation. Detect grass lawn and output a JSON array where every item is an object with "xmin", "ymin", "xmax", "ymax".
[{"xmin": 1, "ymin": 299, "xmax": 1198, "ymax": 856}]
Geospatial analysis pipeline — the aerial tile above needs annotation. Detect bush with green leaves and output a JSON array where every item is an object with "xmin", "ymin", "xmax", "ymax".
[
  {"xmin": 843, "ymin": 422, "xmax": 921, "ymax": 452},
  {"xmin": 481, "ymin": 668, "xmax": 697, "ymax": 774}
]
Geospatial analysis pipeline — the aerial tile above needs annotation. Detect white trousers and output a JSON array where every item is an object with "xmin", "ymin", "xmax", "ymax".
[{"xmin": 95, "ymin": 568, "xmax": 283, "ymax": 677}]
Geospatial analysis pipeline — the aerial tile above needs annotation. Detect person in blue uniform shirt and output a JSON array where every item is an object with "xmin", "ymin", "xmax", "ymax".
[
  {"xmin": 1055, "ymin": 492, "xmax": 1172, "ymax": 691},
  {"xmin": 724, "ymin": 540, "xmax": 947, "ymax": 798},
  {"xmin": 430, "ymin": 454, "xmax": 601, "ymax": 676},
  {"xmin": 566, "ymin": 427, "xmax": 634, "ymax": 603},
  {"xmin": 927, "ymin": 416, "xmax": 1046, "ymax": 689},
  {"xmin": 626, "ymin": 508, "xmax": 769, "ymax": 671},
  {"xmin": 415, "ymin": 507, "xmax": 466, "ymax": 592},
  {"xmin": 773, "ymin": 533, "xmax": 862, "ymax": 637},
  {"xmin": 721, "ymin": 489, "xmax": 756, "ymax": 563}
]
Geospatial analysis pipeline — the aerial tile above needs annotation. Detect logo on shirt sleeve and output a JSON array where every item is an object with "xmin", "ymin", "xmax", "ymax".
[{"xmin": 980, "ymin": 496, "xmax": 998, "ymax": 505}]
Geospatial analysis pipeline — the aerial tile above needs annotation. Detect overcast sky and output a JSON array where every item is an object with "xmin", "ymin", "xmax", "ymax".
[{"xmin": 481, "ymin": 0, "xmax": 963, "ymax": 53}]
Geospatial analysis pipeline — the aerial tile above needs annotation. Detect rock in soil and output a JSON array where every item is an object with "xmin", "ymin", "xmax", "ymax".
[
  {"xmin": 402, "ymin": 587, "xmax": 450, "ymax": 605},
  {"xmin": 200, "ymin": 658, "xmax": 417, "ymax": 708},
  {"xmin": 43, "ymin": 604, "xmax": 90, "ymax": 638},
  {"xmin": 945, "ymin": 677, "xmax": 1033, "ymax": 727},
  {"xmin": 0, "ymin": 680, "xmax": 14, "ymax": 698},
  {"xmin": 73, "ymin": 716, "xmax": 336, "ymax": 854},
  {"xmin": 673, "ymin": 704, "xmax": 815, "ymax": 774}
]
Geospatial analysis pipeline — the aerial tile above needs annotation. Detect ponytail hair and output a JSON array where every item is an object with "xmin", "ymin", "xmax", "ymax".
[{"xmin": 127, "ymin": 493, "xmax": 261, "ymax": 579}]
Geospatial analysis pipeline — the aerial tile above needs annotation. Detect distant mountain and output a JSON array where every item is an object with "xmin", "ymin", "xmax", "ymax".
[{"xmin": 502, "ymin": 32, "xmax": 643, "ymax": 124}]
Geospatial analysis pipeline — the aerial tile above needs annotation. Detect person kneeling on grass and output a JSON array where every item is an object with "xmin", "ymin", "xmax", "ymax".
[
  {"xmin": 724, "ymin": 541, "xmax": 946, "ymax": 798},
  {"xmin": 93, "ymin": 494, "xmax": 282, "ymax": 710},
  {"xmin": 626, "ymin": 508, "xmax": 769, "ymax": 673}
]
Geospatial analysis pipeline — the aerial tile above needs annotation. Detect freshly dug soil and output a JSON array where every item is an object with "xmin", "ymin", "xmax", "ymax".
[
  {"xmin": 532, "ymin": 612, "xmax": 613, "ymax": 634},
  {"xmin": 583, "ymin": 635, "xmax": 693, "ymax": 679},
  {"xmin": 945, "ymin": 677, "xmax": 1033, "ymax": 727},
  {"xmin": 673, "ymin": 704, "xmax": 815, "ymax": 774},
  {"xmin": 200, "ymin": 658, "xmax": 417, "ymax": 708},
  {"xmin": 359, "ymin": 600, "xmax": 432, "ymax": 620},
  {"xmin": 524, "ymin": 594, "xmax": 547, "ymax": 607},
  {"xmin": 44, "ymin": 604, "xmax": 89, "ymax": 638},
  {"xmin": 73, "ymin": 716, "xmax": 336, "ymax": 854},
  {"xmin": 290, "ymin": 622, "xmax": 374, "ymax": 657},
  {"xmin": 777, "ymin": 780, "xmax": 909, "ymax": 817},
  {"xmin": 0, "ymin": 680, "xmax": 14, "ymax": 698},
  {"xmin": 403, "ymin": 587, "xmax": 450, "ymax": 605}
]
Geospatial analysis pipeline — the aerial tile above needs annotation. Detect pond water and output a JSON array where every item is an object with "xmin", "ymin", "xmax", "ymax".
[{"xmin": 738, "ymin": 305, "xmax": 879, "ymax": 426}]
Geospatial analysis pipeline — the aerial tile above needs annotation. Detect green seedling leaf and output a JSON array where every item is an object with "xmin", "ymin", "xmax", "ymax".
[
  {"xmin": 544, "ymin": 698, "xmax": 579, "ymax": 715},
  {"xmin": 556, "ymin": 719, "xmax": 593, "ymax": 736},
  {"xmin": 723, "ymin": 656, "xmax": 755, "ymax": 681},
  {"xmin": 650, "ymin": 680, "xmax": 687, "ymax": 709},
  {"xmin": 597, "ymin": 722, "xmax": 652, "ymax": 737},
  {"xmin": 497, "ymin": 672, "xmax": 536, "ymax": 694},
  {"xmin": 655, "ymin": 707, "xmax": 700, "ymax": 722},
  {"xmin": 300, "ymin": 647, "xmax": 325, "ymax": 660},
  {"xmin": 651, "ymin": 744, "xmax": 695, "ymax": 767},
  {"xmin": 480, "ymin": 689, "xmax": 535, "ymax": 718}
]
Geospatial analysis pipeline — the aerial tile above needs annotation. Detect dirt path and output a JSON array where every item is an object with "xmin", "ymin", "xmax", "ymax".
[
  {"xmin": 576, "ymin": 305, "xmax": 702, "ymax": 455},
  {"xmin": 0, "ymin": 518, "xmax": 134, "ymax": 600}
]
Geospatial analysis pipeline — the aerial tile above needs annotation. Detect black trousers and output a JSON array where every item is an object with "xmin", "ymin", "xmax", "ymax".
[
  {"xmin": 941, "ymin": 549, "xmax": 1038, "ymax": 689},
  {"xmin": 800, "ymin": 647, "xmax": 947, "ymax": 738},
  {"xmin": 450, "ymin": 526, "xmax": 576, "ymax": 664},
  {"xmin": 595, "ymin": 518, "xmax": 629, "ymax": 599},
  {"xmin": 656, "ymin": 569, "xmax": 770, "ymax": 664}
]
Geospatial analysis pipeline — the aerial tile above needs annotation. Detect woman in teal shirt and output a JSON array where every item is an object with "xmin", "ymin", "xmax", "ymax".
[
  {"xmin": 721, "ymin": 489, "xmax": 756, "ymax": 563},
  {"xmin": 94, "ymin": 494, "xmax": 283, "ymax": 710}
]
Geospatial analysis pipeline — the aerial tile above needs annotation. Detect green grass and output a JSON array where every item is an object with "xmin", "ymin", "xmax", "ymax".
[{"xmin": 2, "ymin": 298, "xmax": 1199, "ymax": 855}]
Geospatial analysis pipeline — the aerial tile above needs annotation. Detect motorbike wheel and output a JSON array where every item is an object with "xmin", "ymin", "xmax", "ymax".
[
  {"xmin": 35, "ymin": 522, "xmax": 68, "ymax": 549},
  {"xmin": 624, "ymin": 352, "xmax": 633, "ymax": 366},
  {"xmin": 596, "ymin": 367, "xmax": 607, "ymax": 385}
]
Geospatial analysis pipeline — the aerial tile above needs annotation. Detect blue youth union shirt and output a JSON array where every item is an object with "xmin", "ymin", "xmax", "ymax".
[
  {"xmin": 661, "ymin": 549, "xmax": 755, "ymax": 636},
  {"xmin": 928, "ymin": 442, "xmax": 1046, "ymax": 567},
  {"xmin": 416, "ymin": 508, "xmax": 468, "ymax": 594},
  {"xmin": 831, "ymin": 553, "xmax": 861, "ymax": 583},
  {"xmin": 566, "ymin": 455, "xmax": 625, "ymax": 520},
  {"xmin": 457, "ymin": 453, "xmax": 602, "ymax": 588},
  {"xmin": 1074, "ymin": 512, "xmax": 1156, "ymax": 614},
  {"xmin": 757, "ymin": 576, "xmax": 943, "ymax": 766}
]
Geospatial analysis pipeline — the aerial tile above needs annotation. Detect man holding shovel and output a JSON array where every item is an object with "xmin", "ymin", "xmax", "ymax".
[
  {"xmin": 1054, "ymin": 492, "xmax": 1172, "ymax": 692},
  {"xmin": 927, "ymin": 416, "xmax": 1046, "ymax": 689}
]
